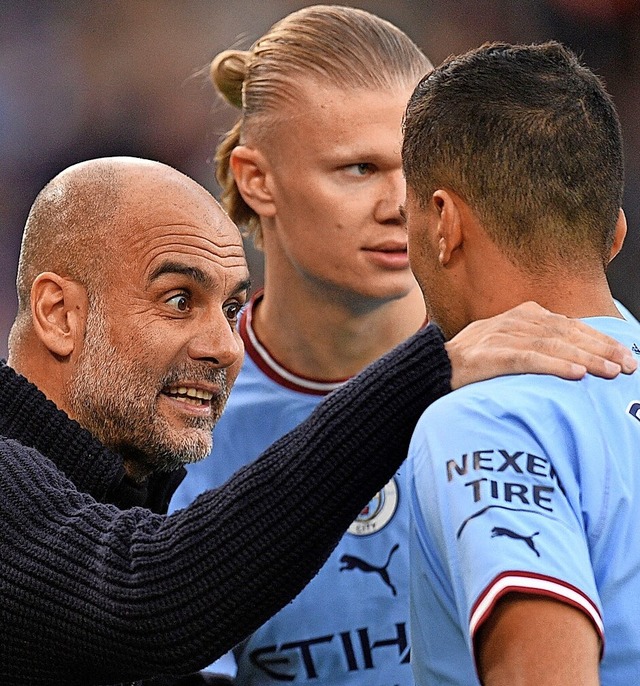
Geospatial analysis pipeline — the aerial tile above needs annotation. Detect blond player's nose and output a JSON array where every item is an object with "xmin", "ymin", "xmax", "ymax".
[{"xmin": 375, "ymin": 169, "xmax": 406, "ymax": 224}]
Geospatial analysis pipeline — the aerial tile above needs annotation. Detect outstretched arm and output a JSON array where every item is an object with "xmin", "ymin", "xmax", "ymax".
[
  {"xmin": 1, "ymin": 323, "xmax": 451, "ymax": 683},
  {"xmin": 1, "ymin": 303, "xmax": 632, "ymax": 683}
]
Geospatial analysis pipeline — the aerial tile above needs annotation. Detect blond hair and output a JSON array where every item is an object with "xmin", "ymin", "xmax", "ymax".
[{"xmin": 211, "ymin": 5, "xmax": 432, "ymax": 247}]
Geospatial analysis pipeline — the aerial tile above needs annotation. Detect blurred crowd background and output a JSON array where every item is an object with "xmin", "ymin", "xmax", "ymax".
[{"xmin": 1, "ymin": 0, "xmax": 639, "ymax": 358}]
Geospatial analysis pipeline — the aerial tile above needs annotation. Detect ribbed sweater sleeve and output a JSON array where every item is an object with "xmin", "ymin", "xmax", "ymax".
[{"xmin": 0, "ymin": 324, "xmax": 451, "ymax": 685}]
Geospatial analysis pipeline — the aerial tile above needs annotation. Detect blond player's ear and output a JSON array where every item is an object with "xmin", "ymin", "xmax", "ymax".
[
  {"xmin": 230, "ymin": 146, "xmax": 277, "ymax": 218},
  {"xmin": 30, "ymin": 273, "xmax": 87, "ymax": 358}
]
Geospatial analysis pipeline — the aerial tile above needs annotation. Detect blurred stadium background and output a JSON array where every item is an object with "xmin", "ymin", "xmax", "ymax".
[{"xmin": 1, "ymin": 0, "xmax": 638, "ymax": 358}]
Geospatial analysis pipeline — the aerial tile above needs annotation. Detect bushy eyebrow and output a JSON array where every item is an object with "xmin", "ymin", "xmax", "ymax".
[
  {"xmin": 148, "ymin": 260, "xmax": 251, "ymax": 297},
  {"xmin": 232, "ymin": 277, "xmax": 252, "ymax": 298},
  {"xmin": 148, "ymin": 261, "xmax": 214, "ymax": 289}
]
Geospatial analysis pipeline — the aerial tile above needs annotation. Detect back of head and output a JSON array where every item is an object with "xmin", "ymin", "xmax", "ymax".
[
  {"xmin": 212, "ymin": 4, "xmax": 432, "ymax": 246},
  {"xmin": 402, "ymin": 41, "xmax": 624, "ymax": 274},
  {"xmin": 9, "ymin": 160, "xmax": 120, "ymax": 356}
]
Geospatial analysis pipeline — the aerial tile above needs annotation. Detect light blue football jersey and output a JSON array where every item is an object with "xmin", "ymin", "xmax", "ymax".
[
  {"xmin": 171, "ymin": 293, "xmax": 415, "ymax": 685},
  {"xmin": 615, "ymin": 298, "xmax": 639, "ymax": 322},
  {"xmin": 408, "ymin": 315, "xmax": 640, "ymax": 685}
]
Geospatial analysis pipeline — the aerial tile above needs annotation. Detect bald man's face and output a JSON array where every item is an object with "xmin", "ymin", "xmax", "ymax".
[{"xmin": 65, "ymin": 171, "xmax": 250, "ymax": 477}]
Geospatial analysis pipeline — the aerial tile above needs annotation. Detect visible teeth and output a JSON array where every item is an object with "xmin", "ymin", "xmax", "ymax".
[
  {"xmin": 167, "ymin": 386, "xmax": 214, "ymax": 402},
  {"xmin": 174, "ymin": 395, "xmax": 204, "ymax": 406}
]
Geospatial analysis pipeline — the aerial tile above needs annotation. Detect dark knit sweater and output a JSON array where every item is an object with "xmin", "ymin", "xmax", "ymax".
[{"xmin": 0, "ymin": 324, "xmax": 451, "ymax": 686}]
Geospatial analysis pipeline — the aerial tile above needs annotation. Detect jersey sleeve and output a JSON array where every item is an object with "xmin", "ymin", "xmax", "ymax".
[{"xmin": 408, "ymin": 381, "xmax": 604, "ymax": 662}]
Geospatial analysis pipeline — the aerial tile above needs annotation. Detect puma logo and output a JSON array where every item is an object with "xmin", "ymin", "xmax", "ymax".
[
  {"xmin": 339, "ymin": 543, "xmax": 400, "ymax": 596},
  {"xmin": 491, "ymin": 526, "xmax": 540, "ymax": 557}
]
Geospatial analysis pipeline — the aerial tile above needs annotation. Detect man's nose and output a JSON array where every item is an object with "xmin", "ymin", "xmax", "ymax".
[
  {"xmin": 374, "ymin": 168, "xmax": 406, "ymax": 224},
  {"xmin": 187, "ymin": 312, "xmax": 242, "ymax": 368}
]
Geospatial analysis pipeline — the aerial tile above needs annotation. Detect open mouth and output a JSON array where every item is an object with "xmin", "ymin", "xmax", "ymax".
[{"xmin": 163, "ymin": 386, "xmax": 214, "ymax": 407}]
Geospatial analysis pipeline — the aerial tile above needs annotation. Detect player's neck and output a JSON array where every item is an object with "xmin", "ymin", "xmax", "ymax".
[
  {"xmin": 252, "ymin": 283, "xmax": 426, "ymax": 381},
  {"xmin": 470, "ymin": 270, "xmax": 622, "ymax": 324}
]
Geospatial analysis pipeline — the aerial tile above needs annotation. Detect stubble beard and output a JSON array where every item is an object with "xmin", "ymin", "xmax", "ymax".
[{"xmin": 66, "ymin": 306, "xmax": 229, "ymax": 474}]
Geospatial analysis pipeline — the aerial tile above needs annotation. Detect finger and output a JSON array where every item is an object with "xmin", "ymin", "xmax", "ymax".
[
  {"xmin": 493, "ymin": 347, "xmax": 616, "ymax": 380},
  {"xmin": 479, "ymin": 303, "xmax": 637, "ymax": 374},
  {"xmin": 488, "ymin": 333, "xmax": 630, "ymax": 378},
  {"xmin": 541, "ymin": 318, "xmax": 637, "ymax": 374}
]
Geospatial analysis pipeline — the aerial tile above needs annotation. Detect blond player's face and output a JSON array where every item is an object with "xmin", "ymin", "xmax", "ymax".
[{"xmin": 261, "ymin": 83, "xmax": 419, "ymax": 308}]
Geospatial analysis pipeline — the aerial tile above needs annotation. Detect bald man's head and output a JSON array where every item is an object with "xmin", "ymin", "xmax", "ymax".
[
  {"xmin": 11, "ymin": 157, "xmax": 233, "ymax": 343},
  {"xmin": 8, "ymin": 157, "xmax": 249, "ymax": 477}
]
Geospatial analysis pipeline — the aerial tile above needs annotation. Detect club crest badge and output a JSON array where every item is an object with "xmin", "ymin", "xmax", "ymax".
[{"xmin": 348, "ymin": 477, "xmax": 399, "ymax": 536}]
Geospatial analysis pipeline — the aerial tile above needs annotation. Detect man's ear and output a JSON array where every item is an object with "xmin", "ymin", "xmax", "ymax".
[
  {"xmin": 432, "ymin": 189, "xmax": 464, "ymax": 267},
  {"xmin": 31, "ymin": 273, "xmax": 88, "ymax": 358},
  {"xmin": 230, "ymin": 145, "xmax": 276, "ymax": 218},
  {"xmin": 609, "ymin": 208, "xmax": 627, "ymax": 263}
]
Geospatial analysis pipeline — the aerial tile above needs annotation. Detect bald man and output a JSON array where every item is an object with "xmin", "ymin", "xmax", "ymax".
[{"xmin": 0, "ymin": 157, "xmax": 634, "ymax": 686}]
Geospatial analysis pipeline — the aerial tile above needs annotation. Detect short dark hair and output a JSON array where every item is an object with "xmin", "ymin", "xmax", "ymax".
[{"xmin": 402, "ymin": 41, "xmax": 624, "ymax": 272}]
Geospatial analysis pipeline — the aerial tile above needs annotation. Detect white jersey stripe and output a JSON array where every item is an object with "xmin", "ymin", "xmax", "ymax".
[{"xmin": 469, "ymin": 571, "xmax": 604, "ymax": 639}]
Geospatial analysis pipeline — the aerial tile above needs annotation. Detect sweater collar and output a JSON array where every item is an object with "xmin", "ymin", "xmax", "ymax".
[{"xmin": 0, "ymin": 360, "xmax": 184, "ymax": 513}]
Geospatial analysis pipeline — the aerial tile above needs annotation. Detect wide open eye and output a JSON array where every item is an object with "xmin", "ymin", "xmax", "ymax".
[
  {"xmin": 223, "ymin": 301, "xmax": 243, "ymax": 325},
  {"xmin": 166, "ymin": 293, "xmax": 190, "ymax": 312}
]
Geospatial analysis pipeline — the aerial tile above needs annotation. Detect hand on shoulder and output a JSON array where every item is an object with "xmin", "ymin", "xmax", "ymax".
[{"xmin": 445, "ymin": 301, "xmax": 637, "ymax": 390}]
